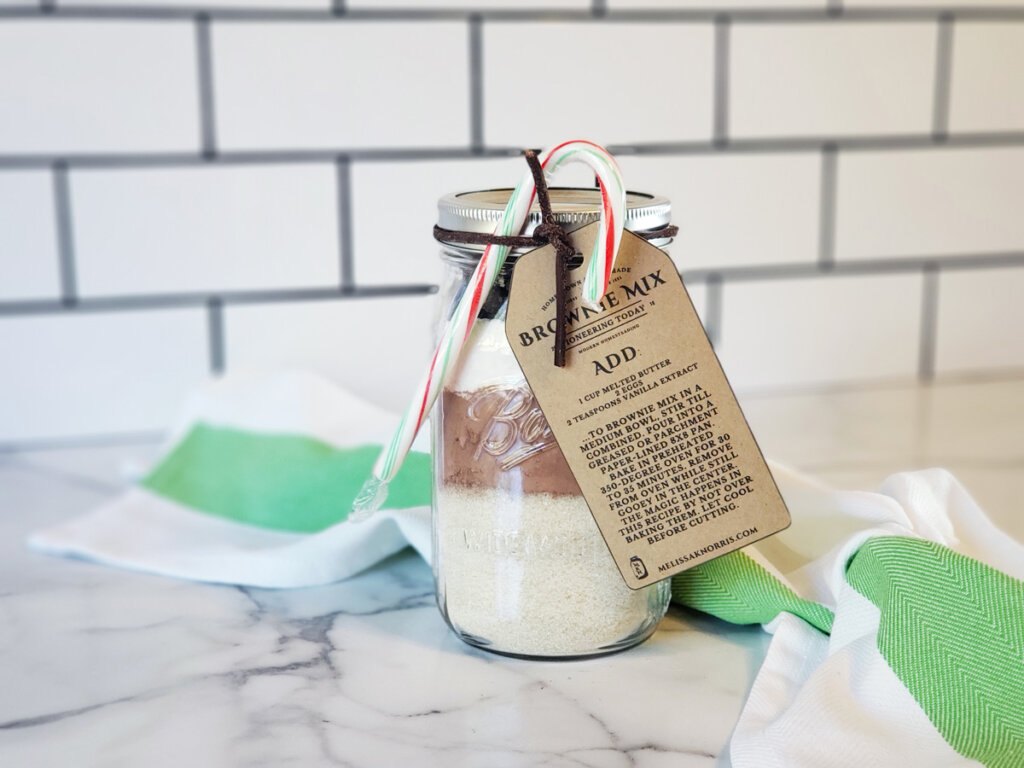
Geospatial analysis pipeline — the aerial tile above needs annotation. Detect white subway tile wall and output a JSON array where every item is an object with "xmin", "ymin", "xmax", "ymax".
[
  {"xmin": 213, "ymin": 22, "xmax": 470, "ymax": 150},
  {"xmin": 835, "ymin": 148, "xmax": 1024, "ymax": 259},
  {"xmin": 686, "ymin": 281, "xmax": 710, "ymax": 334},
  {"xmin": 949, "ymin": 23, "xmax": 1024, "ymax": 133},
  {"xmin": 617, "ymin": 154, "xmax": 820, "ymax": 270},
  {"xmin": 848, "ymin": 0, "xmax": 1024, "ymax": 6},
  {"xmin": 348, "ymin": 0, "xmax": 587, "ymax": 7},
  {"xmin": 936, "ymin": 267, "xmax": 1024, "ymax": 374},
  {"xmin": 716, "ymin": 274, "xmax": 923, "ymax": 390},
  {"xmin": 0, "ymin": 3, "xmax": 1022, "ymax": 445},
  {"xmin": 224, "ymin": 295, "xmax": 436, "ymax": 412},
  {"xmin": 73, "ymin": 165, "xmax": 340, "ymax": 296},
  {"xmin": 484, "ymin": 22, "xmax": 714, "ymax": 147},
  {"xmin": 730, "ymin": 22, "xmax": 936, "ymax": 139},
  {"xmin": 0, "ymin": 21, "xmax": 199, "ymax": 154},
  {"xmin": 0, "ymin": 171, "xmax": 59, "ymax": 301},
  {"xmin": 62, "ymin": 0, "xmax": 328, "ymax": 6},
  {"xmin": 0, "ymin": 310, "xmax": 208, "ymax": 443},
  {"xmin": 610, "ymin": 0, "xmax": 820, "ymax": 6}
]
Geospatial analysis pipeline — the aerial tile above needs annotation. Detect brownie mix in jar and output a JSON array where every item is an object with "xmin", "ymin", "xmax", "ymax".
[{"xmin": 432, "ymin": 188, "xmax": 674, "ymax": 659}]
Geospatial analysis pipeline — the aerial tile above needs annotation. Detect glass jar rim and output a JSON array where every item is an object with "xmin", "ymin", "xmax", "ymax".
[{"xmin": 437, "ymin": 187, "xmax": 672, "ymax": 257}]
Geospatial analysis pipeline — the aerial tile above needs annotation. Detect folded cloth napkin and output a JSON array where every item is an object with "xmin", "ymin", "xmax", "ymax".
[{"xmin": 30, "ymin": 373, "xmax": 1024, "ymax": 767}]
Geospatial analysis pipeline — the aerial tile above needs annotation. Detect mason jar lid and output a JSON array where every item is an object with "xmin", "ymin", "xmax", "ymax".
[{"xmin": 437, "ymin": 188, "xmax": 672, "ymax": 252}]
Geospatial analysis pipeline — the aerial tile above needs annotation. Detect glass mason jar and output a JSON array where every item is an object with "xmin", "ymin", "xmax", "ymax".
[{"xmin": 432, "ymin": 188, "xmax": 674, "ymax": 659}]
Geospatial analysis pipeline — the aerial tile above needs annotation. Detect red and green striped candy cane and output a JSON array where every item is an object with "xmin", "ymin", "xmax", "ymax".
[{"xmin": 353, "ymin": 140, "xmax": 627, "ymax": 517}]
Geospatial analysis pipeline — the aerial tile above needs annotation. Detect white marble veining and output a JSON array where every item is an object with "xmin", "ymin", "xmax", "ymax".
[{"xmin": 2, "ymin": 377, "xmax": 1022, "ymax": 767}]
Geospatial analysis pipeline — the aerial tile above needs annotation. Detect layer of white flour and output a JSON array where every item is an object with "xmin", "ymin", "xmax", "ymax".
[{"xmin": 435, "ymin": 485, "xmax": 667, "ymax": 657}]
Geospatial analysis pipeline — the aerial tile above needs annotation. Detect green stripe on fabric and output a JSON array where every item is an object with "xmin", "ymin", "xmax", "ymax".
[
  {"xmin": 847, "ymin": 537, "xmax": 1024, "ymax": 768},
  {"xmin": 672, "ymin": 550, "xmax": 834, "ymax": 634},
  {"xmin": 142, "ymin": 424, "xmax": 432, "ymax": 533}
]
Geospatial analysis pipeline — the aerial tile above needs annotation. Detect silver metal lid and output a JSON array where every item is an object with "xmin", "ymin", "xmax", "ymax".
[{"xmin": 437, "ymin": 188, "xmax": 672, "ymax": 251}]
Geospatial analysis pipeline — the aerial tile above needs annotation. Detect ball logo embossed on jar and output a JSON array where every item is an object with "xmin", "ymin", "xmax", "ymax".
[{"xmin": 466, "ymin": 385, "xmax": 556, "ymax": 471}]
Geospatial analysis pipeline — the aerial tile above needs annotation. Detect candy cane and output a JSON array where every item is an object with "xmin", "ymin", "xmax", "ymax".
[{"xmin": 353, "ymin": 140, "xmax": 627, "ymax": 517}]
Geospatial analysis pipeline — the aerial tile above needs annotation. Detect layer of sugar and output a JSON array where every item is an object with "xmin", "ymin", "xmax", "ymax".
[
  {"xmin": 448, "ymin": 318, "xmax": 526, "ymax": 393},
  {"xmin": 436, "ymin": 485, "xmax": 667, "ymax": 657}
]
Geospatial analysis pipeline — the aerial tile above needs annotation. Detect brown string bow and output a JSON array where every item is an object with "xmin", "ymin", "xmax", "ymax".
[{"xmin": 433, "ymin": 150, "xmax": 678, "ymax": 367}]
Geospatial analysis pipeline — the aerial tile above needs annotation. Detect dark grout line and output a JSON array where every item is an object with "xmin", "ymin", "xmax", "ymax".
[
  {"xmin": 2, "ymin": 6, "xmax": 1024, "ymax": 22},
  {"xmin": 1, "ymin": 253, "xmax": 1021, "ymax": 318},
  {"xmin": 702, "ymin": 273, "xmax": 723, "ymax": 348},
  {"xmin": 195, "ymin": 13, "xmax": 218, "ymax": 158},
  {"xmin": 608, "ymin": 132, "xmax": 1024, "ymax": 156},
  {"xmin": 918, "ymin": 263, "xmax": 940, "ymax": 381},
  {"xmin": 468, "ymin": 14, "xmax": 484, "ymax": 153},
  {"xmin": 680, "ymin": 250, "xmax": 1024, "ymax": 283},
  {"xmin": 5, "ymin": 132, "xmax": 1024, "ymax": 172},
  {"xmin": 818, "ymin": 144, "xmax": 838, "ymax": 270},
  {"xmin": 932, "ymin": 13, "xmax": 955, "ymax": 141},
  {"xmin": 335, "ymin": 156, "xmax": 355, "ymax": 288},
  {"xmin": 0, "ymin": 147, "xmax": 525, "ymax": 170},
  {"xmin": 713, "ymin": 15, "xmax": 730, "ymax": 147},
  {"xmin": 0, "ymin": 284, "xmax": 439, "ymax": 317},
  {"xmin": 52, "ymin": 162, "xmax": 78, "ymax": 307},
  {"xmin": 206, "ymin": 297, "xmax": 225, "ymax": 374}
]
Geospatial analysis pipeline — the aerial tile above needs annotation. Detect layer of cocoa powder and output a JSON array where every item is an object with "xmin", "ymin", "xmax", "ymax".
[{"xmin": 441, "ymin": 389, "xmax": 582, "ymax": 497}]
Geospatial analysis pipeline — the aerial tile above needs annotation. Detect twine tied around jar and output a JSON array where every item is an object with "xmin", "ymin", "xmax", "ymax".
[{"xmin": 433, "ymin": 150, "xmax": 678, "ymax": 368}]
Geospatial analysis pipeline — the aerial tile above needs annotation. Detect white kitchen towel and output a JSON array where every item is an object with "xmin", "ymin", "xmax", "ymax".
[
  {"xmin": 29, "ymin": 372, "xmax": 1024, "ymax": 766},
  {"xmin": 675, "ymin": 471, "xmax": 1024, "ymax": 768},
  {"xmin": 30, "ymin": 372, "xmax": 433, "ymax": 587}
]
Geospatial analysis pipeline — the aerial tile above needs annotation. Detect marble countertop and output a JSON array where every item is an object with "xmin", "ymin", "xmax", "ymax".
[{"xmin": 2, "ymin": 376, "xmax": 1022, "ymax": 767}]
